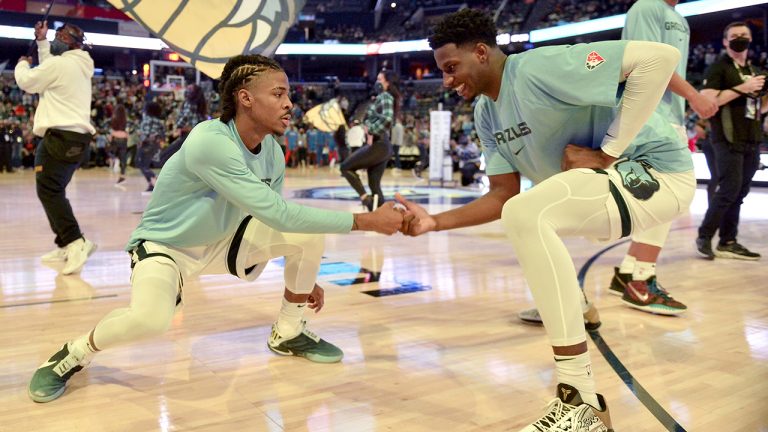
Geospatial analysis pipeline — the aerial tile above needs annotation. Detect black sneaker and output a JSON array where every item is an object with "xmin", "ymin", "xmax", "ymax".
[
  {"xmin": 696, "ymin": 237, "xmax": 715, "ymax": 260},
  {"xmin": 715, "ymin": 242, "xmax": 761, "ymax": 261},
  {"xmin": 362, "ymin": 195, "xmax": 374, "ymax": 212}
]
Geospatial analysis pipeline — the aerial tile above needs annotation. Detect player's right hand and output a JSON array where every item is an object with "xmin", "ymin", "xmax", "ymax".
[
  {"xmin": 357, "ymin": 202, "xmax": 403, "ymax": 235},
  {"xmin": 34, "ymin": 21, "xmax": 48, "ymax": 41}
]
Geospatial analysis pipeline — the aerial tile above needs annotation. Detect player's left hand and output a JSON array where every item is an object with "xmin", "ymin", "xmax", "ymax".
[
  {"xmin": 561, "ymin": 144, "xmax": 616, "ymax": 171},
  {"xmin": 307, "ymin": 284, "xmax": 324, "ymax": 313},
  {"xmin": 17, "ymin": 56, "xmax": 32, "ymax": 65}
]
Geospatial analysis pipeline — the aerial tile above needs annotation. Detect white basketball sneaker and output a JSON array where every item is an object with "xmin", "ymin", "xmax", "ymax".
[
  {"xmin": 62, "ymin": 238, "xmax": 97, "ymax": 275},
  {"xmin": 520, "ymin": 383, "xmax": 613, "ymax": 432},
  {"xmin": 41, "ymin": 247, "xmax": 68, "ymax": 262}
]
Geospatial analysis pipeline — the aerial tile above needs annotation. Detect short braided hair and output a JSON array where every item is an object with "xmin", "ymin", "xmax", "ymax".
[
  {"xmin": 218, "ymin": 54, "xmax": 284, "ymax": 123},
  {"xmin": 428, "ymin": 8, "xmax": 498, "ymax": 50}
]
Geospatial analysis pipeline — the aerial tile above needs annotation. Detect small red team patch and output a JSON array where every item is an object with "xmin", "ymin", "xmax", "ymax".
[{"xmin": 585, "ymin": 51, "xmax": 605, "ymax": 70}]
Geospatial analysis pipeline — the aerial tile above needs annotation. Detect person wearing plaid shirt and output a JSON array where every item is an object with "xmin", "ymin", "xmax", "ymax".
[
  {"xmin": 340, "ymin": 70, "xmax": 400, "ymax": 211},
  {"xmin": 137, "ymin": 101, "xmax": 167, "ymax": 193},
  {"xmin": 159, "ymin": 84, "xmax": 209, "ymax": 166}
]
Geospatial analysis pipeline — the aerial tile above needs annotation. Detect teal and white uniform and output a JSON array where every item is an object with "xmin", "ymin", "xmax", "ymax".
[
  {"xmin": 475, "ymin": 40, "xmax": 692, "ymax": 185},
  {"xmin": 128, "ymin": 119, "xmax": 352, "ymax": 251},
  {"xmin": 484, "ymin": 40, "xmax": 695, "ymax": 348},
  {"xmin": 623, "ymin": 0, "xmax": 689, "ymax": 126},
  {"xmin": 89, "ymin": 118, "xmax": 349, "ymax": 353}
]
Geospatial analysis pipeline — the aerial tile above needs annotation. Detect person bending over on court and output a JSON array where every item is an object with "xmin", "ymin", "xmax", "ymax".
[
  {"xmin": 397, "ymin": 9, "xmax": 696, "ymax": 431},
  {"xmin": 28, "ymin": 54, "xmax": 404, "ymax": 404}
]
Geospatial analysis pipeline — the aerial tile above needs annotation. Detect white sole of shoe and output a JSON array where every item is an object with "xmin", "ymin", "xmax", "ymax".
[
  {"xmin": 621, "ymin": 300, "xmax": 686, "ymax": 315},
  {"xmin": 713, "ymin": 250, "xmax": 760, "ymax": 261}
]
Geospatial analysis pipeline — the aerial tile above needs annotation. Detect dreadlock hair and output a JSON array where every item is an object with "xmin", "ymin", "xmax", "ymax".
[
  {"xmin": 218, "ymin": 54, "xmax": 284, "ymax": 123},
  {"xmin": 428, "ymin": 8, "xmax": 498, "ymax": 50}
]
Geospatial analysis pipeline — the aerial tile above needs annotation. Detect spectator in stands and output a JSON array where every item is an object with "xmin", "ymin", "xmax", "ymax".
[{"xmin": 346, "ymin": 119, "xmax": 365, "ymax": 152}]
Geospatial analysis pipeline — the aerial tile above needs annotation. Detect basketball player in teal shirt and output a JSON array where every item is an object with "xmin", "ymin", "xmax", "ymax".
[
  {"xmin": 28, "ymin": 55, "xmax": 404, "ymax": 403},
  {"xmin": 610, "ymin": 0, "xmax": 716, "ymax": 312},
  {"xmin": 518, "ymin": 0, "xmax": 718, "ymax": 323},
  {"xmin": 397, "ymin": 9, "xmax": 697, "ymax": 431}
]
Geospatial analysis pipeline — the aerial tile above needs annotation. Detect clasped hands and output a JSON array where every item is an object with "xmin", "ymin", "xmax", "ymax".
[{"xmin": 357, "ymin": 193, "xmax": 435, "ymax": 237}]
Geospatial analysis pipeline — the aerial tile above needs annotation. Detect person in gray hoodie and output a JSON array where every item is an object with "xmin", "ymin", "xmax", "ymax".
[{"xmin": 15, "ymin": 21, "xmax": 97, "ymax": 275}]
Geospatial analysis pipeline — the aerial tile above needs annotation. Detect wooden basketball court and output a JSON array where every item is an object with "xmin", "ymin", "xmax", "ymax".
[{"xmin": 0, "ymin": 167, "xmax": 766, "ymax": 431}]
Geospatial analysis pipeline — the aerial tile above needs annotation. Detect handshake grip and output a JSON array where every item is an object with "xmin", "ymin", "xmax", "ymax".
[{"xmin": 356, "ymin": 202, "xmax": 406, "ymax": 235}]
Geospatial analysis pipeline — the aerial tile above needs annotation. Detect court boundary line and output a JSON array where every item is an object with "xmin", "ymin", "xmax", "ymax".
[
  {"xmin": 0, "ymin": 294, "xmax": 118, "ymax": 309},
  {"xmin": 578, "ymin": 233, "xmax": 688, "ymax": 432}
]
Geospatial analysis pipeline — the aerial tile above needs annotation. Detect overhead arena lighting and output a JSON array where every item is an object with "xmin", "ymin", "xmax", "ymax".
[
  {"xmin": 0, "ymin": 25, "xmax": 169, "ymax": 50},
  {"xmin": 530, "ymin": 0, "xmax": 768, "ymax": 43},
  {"xmin": 0, "ymin": 0, "xmax": 762, "ymax": 54},
  {"xmin": 0, "ymin": 24, "xmax": 526, "ymax": 56}
]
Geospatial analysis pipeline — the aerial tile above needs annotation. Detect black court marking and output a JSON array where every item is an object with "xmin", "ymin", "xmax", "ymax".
[
  {"xmin": 330, "ymin": 267, "xmax": 380, "ymax": 286},
  {"xmin": 578, "ymin": 237, "xmax": 687, "ymax": 432},
  {"xmin": 0, "ymin": 294, "xmax": 118, "ymax": 309},
  {"xmin": 362, "ymin": 283, "xmax": 431, "ymax": 297}
]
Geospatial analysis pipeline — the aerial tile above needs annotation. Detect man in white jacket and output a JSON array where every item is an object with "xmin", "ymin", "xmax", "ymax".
[{"xmin": 15, "ymin": 21, "xmax": 97, "ymax": 275}]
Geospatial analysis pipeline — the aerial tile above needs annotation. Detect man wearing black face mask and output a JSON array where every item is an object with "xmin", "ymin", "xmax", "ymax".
[
  {"xmin": 14, "ymin": 20, "xmax": 97, "ymax": 275},
  {"xmin": 695, "ymin": 22, "xmax": 764, "ymax": 260}
]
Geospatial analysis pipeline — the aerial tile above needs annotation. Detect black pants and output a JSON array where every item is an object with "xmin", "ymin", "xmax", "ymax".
[
  {"xmin": 460, "ymin": 163, "xmax": 480, "ymax": 186},
  {"xmin": 340, "ymin": 133, "xmax": 392, "ymax": 200},
  {"xmin": 700, "ymin": 138, "xmax": 717, "ymax": 204},
  {"xmin": 0, "ymin": 141, "xmax": 13, "ymax": 172},
  {"xmin": 338, "ymin": 146, "xmax": 349, "ymax": 163},
  {"xmin": 698, "ymin": 140, "xmax": 760, "ymax": 244},
  {"xmin": 158, "ymin": 133, "xmax": 188, "ymax": 167},
  {"xmin": 137, "ymin": 143, "xmax": 159, "ymax": 183},
  {"xmin": 392, "ymin": 144, "xmax": 401, "ymax": 168},
  {"xmin": 113, "ymin": 137, "xmax": 128, "ymax": 175},
  {"xmin": 35, "ymin": 137, "xmax": 83, "ymax": 247}
]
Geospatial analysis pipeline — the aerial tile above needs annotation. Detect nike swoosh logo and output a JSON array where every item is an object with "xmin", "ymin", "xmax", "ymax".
[
  {"xmin": 627, "ymin": 283, "xmax": 649, "ymax": 302},
  {"xmin": 513, "ymin": 145, "xmax": 527, "ymax": 155},
  {"xmin": 40, "ymin": 360, "xmax": 57, "ymax": 368}
]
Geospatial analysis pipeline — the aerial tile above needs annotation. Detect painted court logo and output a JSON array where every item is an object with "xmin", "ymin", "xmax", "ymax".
[{"xmin": 585, "ymin": 51, "xmax": 605, "ymax": 70}]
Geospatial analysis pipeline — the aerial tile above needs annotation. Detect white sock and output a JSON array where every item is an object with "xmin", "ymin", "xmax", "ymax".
[
  {"xmin": 276, "ymin": 298, "xmax": 306, "ymax": 339},
  {"xmin": 70, "ymin": 333, "xmax": 98, "ymax": 363},
  {"xmin": 618, "ymin": 255, "xmax": 636, "ymax": 274},
  {"xmin": 633, "ymin": 261, "xmax": 656, "ymax": 281},
  {"xmin": 555, "ymin": 351, "xmax": 600, "ymax": 408}
]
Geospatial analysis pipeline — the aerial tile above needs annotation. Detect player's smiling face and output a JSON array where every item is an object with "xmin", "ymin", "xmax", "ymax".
[{"xmin": 434, "ymin": 42, "xmax": 484, "ymax": 100}]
